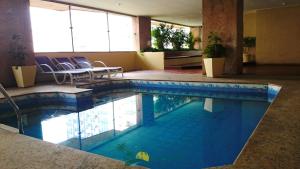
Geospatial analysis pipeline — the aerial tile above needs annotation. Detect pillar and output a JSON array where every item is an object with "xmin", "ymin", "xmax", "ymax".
[
  {"xmin": 191, "ymin": 26, "xmax": 202, "ymax": 50},
  {"xmin": 202, "ymin": 0, "xmax": 244, "ymax": 75},
  {"xmin": 136, "ymin": 16, "xmax": 152, "ymax": 51},
  {"xmin": 0, "ymin": 0, "xmax": 35, "ymax": 87}
]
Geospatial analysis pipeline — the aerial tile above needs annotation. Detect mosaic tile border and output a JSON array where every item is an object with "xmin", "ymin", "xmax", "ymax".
[
  {"xmin": 81, "ymin": 80, "xmax": 268, "ymax": 93},
  {"xmin": 130, "ymin": 80, "xmax": 268, "ymax": 94},
  {"xmin": 82, "ymin": 80, "xmax": 273, "ymax": 101},
  {"xmin": 268, "ymin": 84, "xmax": 282, "ymax": 102}
]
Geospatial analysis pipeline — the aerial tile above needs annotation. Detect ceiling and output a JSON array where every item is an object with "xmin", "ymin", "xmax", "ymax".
[{"xmin": 52, "ymin": 0, "xmax": 300, "ymax": 26}]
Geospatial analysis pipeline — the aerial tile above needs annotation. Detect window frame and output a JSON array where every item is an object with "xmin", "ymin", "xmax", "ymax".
[{"xmin": 30, "ymin": 1, "xmax": 137, "ymax": 53}]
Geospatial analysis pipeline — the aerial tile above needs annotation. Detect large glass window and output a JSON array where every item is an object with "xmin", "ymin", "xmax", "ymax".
[
  {"xmin": 30, "ymin": 1, "xmax": 136, "ymax": 52},
  {"xmin": 30, "ymin": 3, "xmax": 73, "ymax": 52},
  {"xmin": 71, "ymin": 7, "xmax": 109, "ymax": 52},
  {"xmin": 108, "ymin": 13, "xmax": 136, "ymax": 51}
]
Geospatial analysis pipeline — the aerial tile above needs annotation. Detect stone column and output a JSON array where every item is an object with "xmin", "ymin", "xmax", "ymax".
[
  {"xmin": 136, "ymin": 16, "xmax": 152, "ymax": 51},
  {"xmin": 0, "ymin": 0, "xmax": 35, "ymax": 87},
  {"xmin": 202, "ymin": 0, "xmax": 244, "ymax": 75},
  {"xmin": 191, "ymin": 26, "xmax": 202, "ymax": 50}
]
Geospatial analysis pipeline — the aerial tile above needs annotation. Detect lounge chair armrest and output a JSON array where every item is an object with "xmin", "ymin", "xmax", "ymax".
[
  {"xmin": 79, "ymin": 61, "xmax": 92, "ymax": 68},
  {"xmin": 39, "ymin": 64, "xmax": 55, "ymax": 73},
  {"xmin": 94, "ymin": 60, "xmax": 108, "ymax": 67},
  {"xmin": 65, "ymin": 62, "xmax": 76, "ymax": 69},
  {"xmin": 56, "ymin": 62, "xmax": 75, "ymax": 70},
  {"xmin": 39, "ymin": 64, "xmax": 67, "ymax": 85}
]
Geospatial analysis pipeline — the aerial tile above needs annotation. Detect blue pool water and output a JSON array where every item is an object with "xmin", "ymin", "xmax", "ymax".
[{"xmin": 0, "ymin": 81, "xmax": 278, "ymax": 169}]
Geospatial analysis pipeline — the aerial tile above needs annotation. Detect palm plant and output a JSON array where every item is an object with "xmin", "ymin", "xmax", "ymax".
[{"xmin": 204, "ymin": 32, "xmax": 226, "ymax": 58}]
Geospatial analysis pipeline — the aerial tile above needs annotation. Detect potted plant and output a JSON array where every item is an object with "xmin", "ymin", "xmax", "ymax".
[
  {"xmin": 9, "ymin": 34, "xmax": 36, "ymax": 87},
  {"xmin": 203, "ymin": 32, "xmax": 226, "ymax": 77},
  {"xmin": 243, "ymin": 37, "xmax": 256, "ymax": 63}
]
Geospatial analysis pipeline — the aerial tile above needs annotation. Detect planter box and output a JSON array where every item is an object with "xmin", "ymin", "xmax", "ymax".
[
  {"xmin": 137, "ymin": 50, "xmax": 202, "ymax": 70},
  {"xmin": 12, "ymin": 65, "xmax": 37, "ymax": 88},
  {"xmin": 203, "ymin": 58, "xmax": 225, "ymax": 78}
]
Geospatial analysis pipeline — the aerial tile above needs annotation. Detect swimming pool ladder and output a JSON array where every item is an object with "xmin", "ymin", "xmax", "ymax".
[{"xmin": 0, "ymin": 84, "xmax": 24, "ymax": 134}]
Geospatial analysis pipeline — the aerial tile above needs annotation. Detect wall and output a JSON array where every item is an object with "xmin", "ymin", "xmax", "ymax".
[
  {"xmin": 35, "ymin": 52, "xmax": 137, "ymax": 72},
  {"xmin": 244, "ymin": 12, "xmax": 256, "ymax": 37},
  {"xmin": 0, "ymin": 0, "xmax": 35, "ymax": 87},
  {"xmin": 243, "ymin": 12, "xmax": 257, "ymax": 63},
  {"xmin": 256, "ymin": 6, "xmax": 300, "ymax": 64}
]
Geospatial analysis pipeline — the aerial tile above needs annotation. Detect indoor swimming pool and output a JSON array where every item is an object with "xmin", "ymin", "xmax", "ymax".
[{"xmin": 0, "ymin": 80, "xmax": 280, "ymax": 169}]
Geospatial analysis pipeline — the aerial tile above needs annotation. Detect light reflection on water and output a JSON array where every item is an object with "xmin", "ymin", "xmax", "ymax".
[{"xmin": 41, "ymin": 95, "xmax": 139, "ymax": 149}]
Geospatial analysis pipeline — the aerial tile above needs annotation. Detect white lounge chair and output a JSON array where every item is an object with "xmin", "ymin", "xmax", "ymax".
[
  {"xmin": 71, "ymin": 56, "xmax": 124, "ymax": 78},
  {"xmin": 52, "ymin": 57, "xmax": 112, "ymax": 81},
  {"xmin": 35, "ymin": 56, "xmax": 91, "ymax": 85}
]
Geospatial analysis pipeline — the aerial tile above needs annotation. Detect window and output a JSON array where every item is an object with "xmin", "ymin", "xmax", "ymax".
[
  {"xmin": 71, "ymin": 7, "xmax": 109, "ymax": 52},
  {"xmin": 30, "ymin": 1, "xmax": 136, "ymax": 52},
  {"xmin": 108, "ymin": 13, "xmax": 136, "ymax": 51},
  {"xmin": 30, "ymin": 4, "xmax": 73, "ymax": 52}
]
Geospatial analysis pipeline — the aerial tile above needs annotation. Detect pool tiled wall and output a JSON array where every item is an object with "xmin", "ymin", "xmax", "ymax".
[
  {"xmin": 80, "ymin": 80, "xmax": 276, "ymax": 102},
  {"xmin": 0, "ymin": 80, "xmax": 281, "ymax": 117},
  {"xmin": 268, "ymin": 84, "xmax": 282, "ymax": 102},
  {"xmin": 0, "ymin": 91, "xmax": 93, "ymax": 117}
]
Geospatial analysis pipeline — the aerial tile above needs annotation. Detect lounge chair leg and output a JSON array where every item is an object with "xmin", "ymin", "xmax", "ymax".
[
  {"xmin": 52, "ymin": 72, "xmax": 67, "ymax": 85},
  {"xmin": 69, "ymin": 73, "xmax": 74, "ymax": 85},
  {"xmin": 121, "ymin": 68, "xmax": 124, "ymax": 78},
  {"xmin": 89, "ymin": 72, "xmax": 94, "ymax": 82}
]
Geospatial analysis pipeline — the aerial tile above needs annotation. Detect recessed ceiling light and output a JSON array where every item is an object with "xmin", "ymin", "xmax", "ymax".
[{"xmin": 282, "ymin": 2, "xmax": 287, "ymax": 6}]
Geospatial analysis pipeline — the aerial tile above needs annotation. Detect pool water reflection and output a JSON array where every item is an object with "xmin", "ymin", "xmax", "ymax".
[
  {"xmin": 41, "ymin": 94, "xmax": 140, "ymax": 150},
  {"xmin": 0, "ymin": 92, "xmax": 270, "ymax": 169}
]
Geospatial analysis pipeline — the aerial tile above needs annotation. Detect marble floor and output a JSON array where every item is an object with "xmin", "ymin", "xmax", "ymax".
[
  {"xmin": 0, "ymin": 66, "xmax": 299, "ymax": 169},
  {"xmin": 0, "ymin": 84, "xmax": 90, "ymax": 99}
]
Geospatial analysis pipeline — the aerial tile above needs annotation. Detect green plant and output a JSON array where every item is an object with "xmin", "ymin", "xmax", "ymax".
[
  {"xmin": 204, "ymin": 32, "xmax": 226, "ymax": 58},
  {"xmin": 243, "ymin": 37, "xmax": 256, "ymax": 48},
  {"xmin": 151, "ymin": 24, "xmax": 172, "ymax": 50},
  {"xmin": 186, "ymin": 32, "xmax": 195, "ymax": 50},
  {"xmin": 9, "ymin": 34, "xmax": 28, "ymax": 67},
  {"xmin": 186, "ymin": 32, "xmax": 201, "ymax": 50},
  {"xmin": 169, "ymin": 29, "xmax": 187, "ymax": 50}
]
